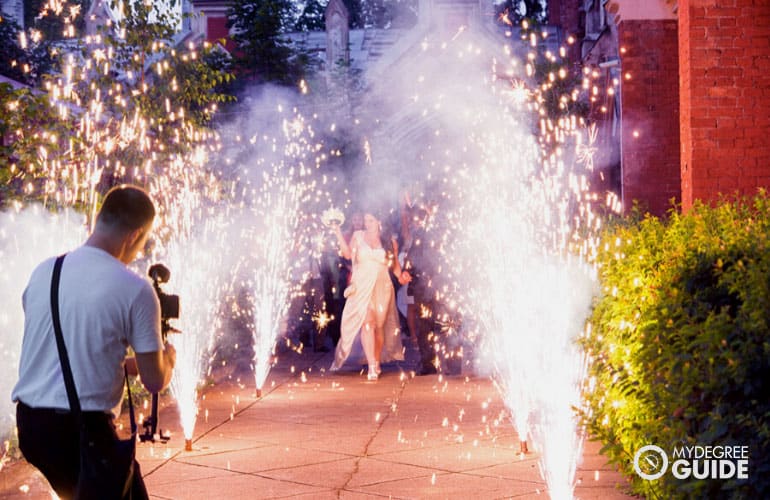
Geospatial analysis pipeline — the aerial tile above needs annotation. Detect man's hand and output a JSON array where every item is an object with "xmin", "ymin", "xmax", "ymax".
[{"xmin": 399, "ymin": 271, "xmax": 412, "ymax": 285}]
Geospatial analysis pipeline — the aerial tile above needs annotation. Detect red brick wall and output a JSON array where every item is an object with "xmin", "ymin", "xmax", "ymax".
[
  {"xmin": 619, "ymin": 19, "xmax": 681, "ymax": 216},
  {"xmin": 679, "ymin": 0, "xmax": 770, "ymax": 210}
]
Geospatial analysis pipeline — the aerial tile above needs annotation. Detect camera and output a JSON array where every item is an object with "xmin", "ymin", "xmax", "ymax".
[
  {"xmin": 141, "ymin": 263, "xmax": 180, "ymax": 444},
  {"xmin": 148, "ymin": 263, "xmax": 180, "ymax": 337}
]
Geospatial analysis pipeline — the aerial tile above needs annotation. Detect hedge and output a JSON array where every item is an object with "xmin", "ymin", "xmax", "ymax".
[{"xmin": 581, "ymin": 193, "xmax": 770, "ymax": 498}]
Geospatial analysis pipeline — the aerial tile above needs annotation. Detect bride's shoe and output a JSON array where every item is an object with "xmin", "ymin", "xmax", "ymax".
[{"xmin": 367, "ymin": 365, "xmax": 379, "ymax": 381}]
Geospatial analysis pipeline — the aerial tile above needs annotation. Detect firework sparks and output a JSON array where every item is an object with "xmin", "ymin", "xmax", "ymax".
[
  {"xmin": 576, "ymin": 124, "xmax": 598, "ymax": 171},
  {"xmin": 153, "ymin": 210, "xmax": 233, "ymax": 442},
  {"xmin": 248, "ymin": 180, "xmax": 303, "ymax": 391},
  {"xmin": 313, "ymin": 310, "xmax": 332, "ymax": 331},
  {"xmin": 236, "ymin": 109, "xmax": 318, "ymax": 392}
]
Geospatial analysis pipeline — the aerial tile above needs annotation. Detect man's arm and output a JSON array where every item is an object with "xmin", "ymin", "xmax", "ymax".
[{"xmin": 134, "ymin": 344, "xmax": 176, "ymax": 394}]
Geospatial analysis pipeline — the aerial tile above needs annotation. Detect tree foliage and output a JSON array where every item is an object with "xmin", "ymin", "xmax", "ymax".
[
  {"xmin": 295, "ymin": 0, "xmax": 327, "ymax": 31},
  {"xmin": 24, "ymin": 0, "xmax": 88, "ymax": 41},
  {"xmin": 92, "ymin": 0, "xmax": 234, "ymax": 131},
  {"xmin": 0, "ymin": 13, "xmax": 54, "ymax": 84},
  {"xmin": 342, "ymin": 0, "xmax": 364, "ymax": 29},
  {"xmin": 361, "ymin": 0, "xmax": 417, "ymax": 29},
  {"xmin": 0, "ymin": 83, "xmax": 75, "ymax": 205}
]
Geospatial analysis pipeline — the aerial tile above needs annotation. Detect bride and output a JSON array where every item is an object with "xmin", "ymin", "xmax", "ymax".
[{"xmin": 330, "ymin": 211, "xmax": 405, "ymax": 380}]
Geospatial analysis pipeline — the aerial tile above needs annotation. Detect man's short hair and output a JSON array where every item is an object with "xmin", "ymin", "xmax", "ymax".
[{"xmin": 97, "ymin": 185, "xmax": 156, "ymax": 232}]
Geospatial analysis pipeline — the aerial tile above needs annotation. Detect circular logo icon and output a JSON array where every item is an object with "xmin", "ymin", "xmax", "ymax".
[{"xmin": 633, "ymin": 445, "xmax": 668, "ymax": 480}]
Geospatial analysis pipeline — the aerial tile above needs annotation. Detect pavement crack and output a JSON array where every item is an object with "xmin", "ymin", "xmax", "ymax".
[{"xmin": 336, "ymin": 374, "xmax": 410, "ymax": 497}]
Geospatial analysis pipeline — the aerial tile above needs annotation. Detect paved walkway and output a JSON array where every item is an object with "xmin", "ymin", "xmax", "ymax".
[{"xmin": 1, "ymin": 343, "xmax": 632, "ymax": 499}]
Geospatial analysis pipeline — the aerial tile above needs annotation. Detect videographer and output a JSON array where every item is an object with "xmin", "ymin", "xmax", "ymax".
[{"xmin": 12, "ymin": 185, "xmax": 176, "ymax": 499}]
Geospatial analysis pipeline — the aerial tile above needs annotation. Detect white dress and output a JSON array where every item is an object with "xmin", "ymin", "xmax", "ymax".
[{"xmin": 330, "ymin": 231, "xmax": 404, "ymax": 370}]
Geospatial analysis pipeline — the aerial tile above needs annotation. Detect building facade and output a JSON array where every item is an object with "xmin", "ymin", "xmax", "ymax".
[{"xmin": 550, "ymin": 0, "xmax": 770, "ymax": 215}]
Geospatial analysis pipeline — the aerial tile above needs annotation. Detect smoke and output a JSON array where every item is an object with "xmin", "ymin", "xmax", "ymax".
[{"xmin": 0, "ymin": 206, "xmax": 87, "ymax": 442}]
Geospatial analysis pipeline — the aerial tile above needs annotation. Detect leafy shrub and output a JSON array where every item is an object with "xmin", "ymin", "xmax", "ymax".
[{"xmin": 581, "ymin": 193, "xmax": 770, "ymax": 498}]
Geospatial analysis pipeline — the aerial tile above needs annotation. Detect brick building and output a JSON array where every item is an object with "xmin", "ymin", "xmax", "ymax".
[
  {"xmin": 678, "ymin": 0, "xmax": 770, "ymax": 210},
  {"xmin": 549, "ymin": 0, "xmax": 770, "ymax": 215}
]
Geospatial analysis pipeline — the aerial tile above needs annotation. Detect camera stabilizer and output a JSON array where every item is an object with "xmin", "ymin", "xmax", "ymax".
[{"xmin": 139, "ymin": 263, "xmax": 180, "ymax": 445}]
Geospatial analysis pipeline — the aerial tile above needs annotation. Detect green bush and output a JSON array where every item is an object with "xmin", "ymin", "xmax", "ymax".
[{"xmin": 581, "ymin": 193, "xmax": 770, "ymax": 498}]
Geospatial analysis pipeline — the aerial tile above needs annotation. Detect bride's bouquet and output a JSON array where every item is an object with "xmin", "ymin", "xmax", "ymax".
[{"xmin": 321, "ymin": 207, "xmax": 345, "ymax": 227}]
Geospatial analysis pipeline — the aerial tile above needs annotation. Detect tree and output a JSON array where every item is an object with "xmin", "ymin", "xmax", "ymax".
[
  {"xmin": 0, "ymin": 13, "xmax": 54, "ymax": 85},
  {"xmin": 0, "ymin": 15, "xmax": 30, "ymax": 82},
  {"xmin": 0, "ymin": 83, "xmax": 75, "ymax": 206},
  {"xmin": 227, "ymin": 0, "xmax": 302, "ymax": 85},
  {"xmin": 385, "ymin": 0, "xmax": 418, "ymax": 29},
  {"xmin": 342, "ymin": 0, "xmax": 364, "ymax": 29},
  {"xmin": 295, "ymin": 0, "xmax": 326, "ymax": 31},
  {"xmin": 24, "ymin": 0, "xmax": 88, "ymax": 41},
  {"xmin": 356, "ymin": 0, "xmax": 417, "ymax": 29}
]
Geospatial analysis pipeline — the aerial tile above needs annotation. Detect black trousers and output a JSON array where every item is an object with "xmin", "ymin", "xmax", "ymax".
[
  {"xmin": 415, "ymin": 299, "xmax": 438, "ymax": 369},
  {"xmin": 16, "ymin": 401, "xmax": 148, "ymax": 500}
]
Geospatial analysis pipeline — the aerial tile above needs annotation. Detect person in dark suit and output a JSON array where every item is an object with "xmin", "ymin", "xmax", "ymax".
[{"xmin": 398, "ymin": 198, "xmax": 439, "ymax": 375}]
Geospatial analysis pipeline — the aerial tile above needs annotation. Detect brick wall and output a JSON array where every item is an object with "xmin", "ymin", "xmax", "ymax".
[
  {"xmin": 679, "ymin": 0, "xmax": 770, "ymax": 209},
  {"xmin": 619, "ymin": 19, "xmax": 681, "ymax": 216}
]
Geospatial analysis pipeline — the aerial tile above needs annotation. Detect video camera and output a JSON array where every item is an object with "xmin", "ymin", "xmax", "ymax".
[
  {"xmin": 140, "ymin": 263, "xmax": 180, "ymax": 444},
  {"xmin": 148, "ymin": 263, "xmax": 180, "ymax": 339}
]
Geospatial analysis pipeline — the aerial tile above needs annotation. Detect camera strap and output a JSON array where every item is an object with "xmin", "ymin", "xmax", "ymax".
[{"xmin": 50, "ymin": 254, "xmax": 136, "ymax": 435}]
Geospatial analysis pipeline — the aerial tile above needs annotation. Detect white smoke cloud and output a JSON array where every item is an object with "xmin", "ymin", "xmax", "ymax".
[{"xmin": 0, "ymin": 205, "xmax": 87, "ymax": 442}]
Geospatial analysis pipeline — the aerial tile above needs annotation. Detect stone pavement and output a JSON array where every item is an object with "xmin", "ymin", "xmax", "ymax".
[{"xmin": 1, "ymin": 343, "xmax": 633, "ymax": 499}]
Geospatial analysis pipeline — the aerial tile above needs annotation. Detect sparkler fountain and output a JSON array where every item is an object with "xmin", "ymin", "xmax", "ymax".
[
  {"xmin": 245, "ymin": 175, "xmax": 304, "ymax": 396},
  {"xmin": 232, "ymin": 107, "xmax": 320, "ymax": 397},
  {"xmin": 148, "ymin": 161, "xmax": 235, "ymax": 450}
]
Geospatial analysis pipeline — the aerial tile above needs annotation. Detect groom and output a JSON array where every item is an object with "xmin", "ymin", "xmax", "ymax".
[{"xmin": 398, "ymin": 203, "xmax": 440, "ymax": 376}]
